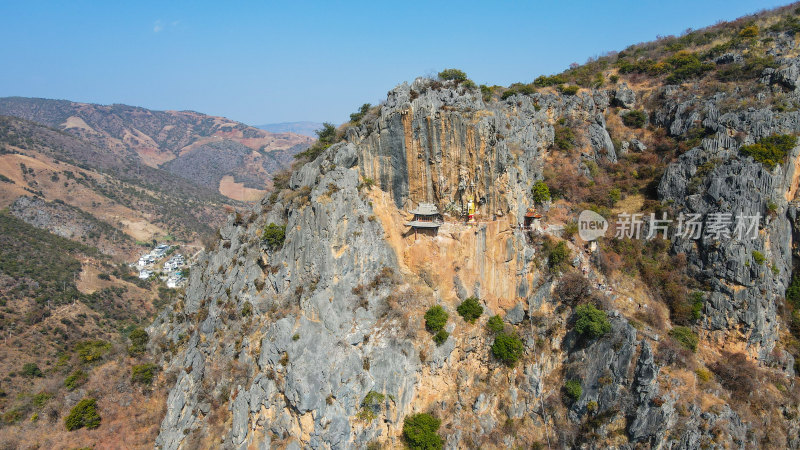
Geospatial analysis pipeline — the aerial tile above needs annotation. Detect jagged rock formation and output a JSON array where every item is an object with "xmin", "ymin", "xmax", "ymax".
[{"xmin": 152, "ymin": 7, "xmax": 800, "ymax": 449}]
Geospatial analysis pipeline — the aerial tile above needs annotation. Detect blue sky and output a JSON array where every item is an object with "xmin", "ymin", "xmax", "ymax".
[{"xmin": 0, "ymin": 1, "xmax": 790, "ymax": 125}]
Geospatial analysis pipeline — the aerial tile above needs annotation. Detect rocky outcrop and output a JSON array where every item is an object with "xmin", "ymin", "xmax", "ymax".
[
  {"xmin": 658, "ymin": 101, "xmax": 800, "ymax": 358},
  {"xmin": 613, "ymin": 82, "xmax": 637, "ymax": 108},
  {"xmin": 154, "ymin": 46, "xmax": 800, "ymax": 446}
]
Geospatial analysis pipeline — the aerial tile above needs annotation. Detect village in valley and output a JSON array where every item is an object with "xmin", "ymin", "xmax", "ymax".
[{"xmin": 134, "ymin": 243, "xmax": 188, "ymax": 289}]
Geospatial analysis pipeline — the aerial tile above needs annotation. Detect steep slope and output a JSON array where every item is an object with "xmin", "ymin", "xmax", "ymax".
[
  {"xmin": 0, "ymin": 211, "xmax": 169, "ymax": 449},
  {"xmin": 0, "ymin": 115, "xmax": 227, "ymax": 244},
  {"xmin": 143, "ymin": 4, "xmax": 800, "ymax": 449},
  {"xmin": 0, "ymin": 98, "xmax": 314, "ymax": 200}
]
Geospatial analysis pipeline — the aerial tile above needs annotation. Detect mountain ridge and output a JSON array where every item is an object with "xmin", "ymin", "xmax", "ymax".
[
  {"xmin": 0, "ymin": 97, "xmax": 315, "ymax": 201},
  {"xmin": 150, "ymin": 3, "xmax": 800, "ymax": 448}
]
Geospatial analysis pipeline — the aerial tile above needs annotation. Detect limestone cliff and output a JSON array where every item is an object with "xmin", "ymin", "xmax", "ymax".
[{"xmin": 152, "ymin": 8, "xmax": 800, "ymax": 449}]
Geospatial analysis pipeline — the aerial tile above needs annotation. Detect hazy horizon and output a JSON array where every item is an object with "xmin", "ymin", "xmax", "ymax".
[{"xmin": 0, "ymin": 0, "xmax": 790, "ymax": 126}]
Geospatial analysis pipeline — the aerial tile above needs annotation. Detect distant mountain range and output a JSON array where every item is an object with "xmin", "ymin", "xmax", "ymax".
[
  {"xmin": 0, "ymin": 97, "xmax": 317, "ymax": 249},
  {"xmin": 256, "ymin": 121, "xmax": 326, "ymax": 137},
  {"xmin": 0, "ymin": 97, "xmax": 314, "ymax": 201}
]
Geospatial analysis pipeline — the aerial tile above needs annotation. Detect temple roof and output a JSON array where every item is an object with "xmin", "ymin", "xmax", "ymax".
[{"xmin": 408, "ymin": 202, "xmax": 440, "ymax": 216}]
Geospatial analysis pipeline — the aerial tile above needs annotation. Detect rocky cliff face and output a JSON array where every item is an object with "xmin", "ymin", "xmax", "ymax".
[{"xmin": 152, "ymin": 12, "xmax": 800, "ymax": 449}]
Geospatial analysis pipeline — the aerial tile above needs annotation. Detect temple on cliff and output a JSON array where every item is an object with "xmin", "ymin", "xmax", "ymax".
[{"xmin": 406, "ymin": 202, "xmax": 443, "ymax": 238}]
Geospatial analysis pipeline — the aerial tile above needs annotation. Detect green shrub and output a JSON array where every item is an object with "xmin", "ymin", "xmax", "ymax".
[
  {"xmin": 547, "ymin": 241, "xmax": 570, "ymax": 271},
  {"xmin": 608, "ymin": 188, "xmax": 622, "ymax": 205},
  {"xmin": 75, "ymin": 340, "xmax": 111, "ymax": 364},
  {"xmin": 574, "ymin": 303, "xmax": 611, "ymax": 339},
  {"xmin": 531, "ymin": 181, "xmax": 551, "ymax": 204},
  {"xmin": 424, "ymin": 305, "xmax": 448, "ymax": 333},
  {"xmin": 689, "ymin": 291, "xmax": 704, "ymax": 321},
  {"xmin": 558, "ymin": 84, "xmax": 579, "ymax": 95},
  {"xmin": 787, "ymin": 274, "xmax": 800, "ymax": 308},
  {"xmin": 262, "ymin": 223, "xmax": 287, "ymax": 250},
  {"xmin": 433, "ymin": 330, "xmax": 449, "ymax": 346},
  {"xmin": 241, "ymin": 302, "xmax": 253, "ymax": 317},
  {"xmin": 403, "ymin": 413, "xmax": 443, "ymax": 450},
  {"xmin": 609, "ymin": 74, "xmax": 620, "ymax": 83},
  {"xmin": 669, "ymin": 326, "xmax": 698, "ymax": 352},
  {"xmin": 739, "ymin": 25, "xmax": 758, "ymax": 37},
  {"xmin": 564, "ymin": 379, "xmax": 582, "ymax": 402},
  {"xmin": 486, "ymin": 315, "xmax": 504, "ymax": 333},
  {"xmin": 664, "ymin": 51, "xmax": 714, "ymax": 84},
  {"xmin": 438, "ymin": 68, "xmax": 467, "ymax": 82},
  {"xmin": 361, "ymin": 390, "xmax": 385, "ymax": 409},
  {"xmin": 491, "ymin": 333, "xmax": 524, "ymax": 366},
  {"xmin": 349, "ymin": 103, "xmax": 372, "ymax": 124},
  {"xmin": 294, "ymin": 122, "xmax": 338, "ymax": 161},
  {"xmin": 752, "ymin": 250, "xmax": 766, "ymax": 265},
  {"xmin": 716, "ymin": 55, "xmax": 778, "ymax": 82},
  {"xmin": 501, "ymin": 82, "xmax": 536, "ymax": 100},
  {"xmin": 456, "ymin": 297, "xmax": 483, "ymax": 323},
  {"xmin": 128, "ymin": 328, "xmax": 149, "ymax": 356},
  {"xmin": 32, "ymin": 391, "xmax": 52, "ymax": 409},
  {"xmin": 480, "ymin": 84, "xmax": 492, "ymax": 102},
  {"xmin": 533, "ymin": 74, "xmax": 566, "ymax": 87},
  {"xmin": 21, "ymin": 363, "xmax": 43, "ymax": 378},
  {"xmin": 131, "ymin": 364, "xmax": 158, "ymax": 385},
  {"xmin": 621, "ymin": 110, "xmax": 647, "ymax": 128},
  {"xmin": 553, "ymin": 122, "xmax": 576, "ymax": 150},
  {"xmin": 740, "ymin": 134, "xmax": 797, "ymax": 168},
  {"xmin": 695, "ymin": 368, "xmax": 712, "ymax": 382},
  {"xmin": 64, "ymin": 398, "xmax": 101, "ymax": 431},
  {"xmin": 64, "ymin": 370, "xmax": 88, "ymax": 391}
]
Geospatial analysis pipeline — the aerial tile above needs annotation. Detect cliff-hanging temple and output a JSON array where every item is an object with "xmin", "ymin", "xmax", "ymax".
[{"xmin": 405, "ymin": 202, "xmax": 443, "ymax": 239}]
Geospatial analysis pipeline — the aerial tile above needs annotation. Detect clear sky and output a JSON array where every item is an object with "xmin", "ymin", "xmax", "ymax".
[{"xmin": 0, "ymin": 1, "xmax": 790, "ymax": 126}]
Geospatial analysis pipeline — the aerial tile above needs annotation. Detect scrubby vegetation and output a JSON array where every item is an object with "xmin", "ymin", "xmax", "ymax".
[
  {"xmin": 294, "ymin": 122, "xmax": 339, "ymax": 161},
  {"xmin": 433, "ymin": 330, "xmax": 449, "ymax": 346},
  {"xmin": 127, "ymin": 327, "xmax": 149, "ymax": 356},
  {"xmin": 600, "ymin": 238, "xmax": 698, "ymax": 325},
  {"xmin": 425, "ymin": 305, "xmax": 448, "ymax": 337},
  {"xmin": 491, "ymin": 333, "xmax": 524, "ymax": 366},
  {"xmin": 21, "ymin": 363, "xmax": 43, "ymax": 378},
  {"xmin": 531, "ymin": 180, "xmax": 551, "ymax": 204},
  {"xmin": 739, "ymin": 134, "xmax": 797, "ymax": 168},
  {"xmin": 621, "ymin": 110, "xmax": 647, "ymax": 128},
  {"xmin": 563, "ymin": 379, "xmax": 582, "ymax": 402},
  {"xmin": 349, "ymin": 103, "xmax": 372, "ymax": 124},
  {"xmin": 438, "ymin": 68, "xmax": 468, "ymax": 83},
  {"xmin": 64, "ymin": 370, "xmax": 88, "ymax": 391},
  {"xmin": 574, "ymin": 303, "xmax": 611, "ymax": 339},
  {"xmin": 403, "ymin": 413, "xmax": 443, "ymax": 449},
  {"xmin": 486, "ymin": 315, "xmax": 504, "ymax": 333},
  {"xmin": 669, "ymin": 326, "xmax": 699, "ymax": 352},
  {"xmin": 74, "ymin": 340, "xmax": 112, "ymax": 364},
  {"xmin": 501, "ymin": 82, "xmax": 536, "ymax": 99},
  {"xmin": 555, "ymin": 271, "xmax": 592, "ymax": 306},
  {"xmin": 544, "ymin": 239, "xmax": 570, "ymax": 272},
  {"xmin": 552, "ymin": 118, "xmax": 577, "ymax": 151},
  {"xmin": 131, "ymin": 364, "xmax": 158, "ymax": 385},
  {"xmin": 64, "ymin": 397, "xmax": 101, "ymax": 431},
  {"xmin": 558, "ymin": 84, "xmax": 580, "ymax": 95},
  {"xmin": 456, "ymin": 297, "xmax": 483, "ymax": 323},
  {"xmin": 262, "ymin": 223, "xmax": 286, "ymax": 250}
]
